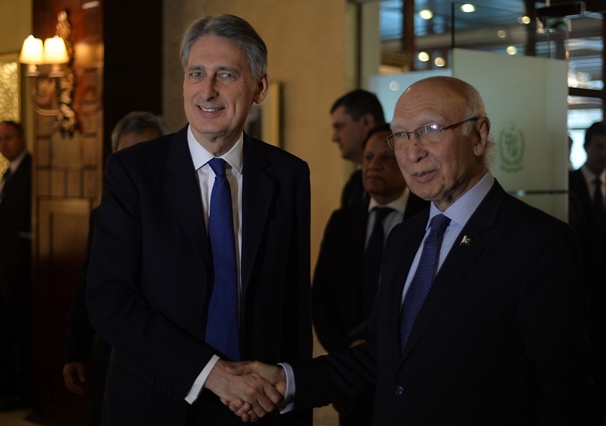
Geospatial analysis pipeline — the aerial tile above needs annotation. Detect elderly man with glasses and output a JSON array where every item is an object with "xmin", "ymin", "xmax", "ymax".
[{"xmin": 226, "ymin": 76, "xmax": 601, "ymax": 425}]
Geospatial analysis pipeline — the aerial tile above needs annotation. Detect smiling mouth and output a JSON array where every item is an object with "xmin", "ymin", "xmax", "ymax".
[
  {"xmin": 411, "ymin": 170, "xmax": 435, "ymax": 179},
  {"xmin": 198, "ymin": 106, "xmax": 224, "ymax": 112}
]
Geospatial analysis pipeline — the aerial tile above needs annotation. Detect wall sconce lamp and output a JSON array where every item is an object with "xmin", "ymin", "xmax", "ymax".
[
  {"xmin": 20, "ymin": 35, "xmax": 69, "ymax": 77},
  {"xmin": 19, "ymin": 11, "xmax": 77, "ymax": 137}
]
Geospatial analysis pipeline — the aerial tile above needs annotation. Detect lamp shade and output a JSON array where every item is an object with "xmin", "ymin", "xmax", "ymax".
[
  {"xmin": 44, "ymin": 36, "xmax": 69, "ymax": 64},
  {"xmin": 19, "ymin": 35, "xmax": 44, "ymax": 64}
]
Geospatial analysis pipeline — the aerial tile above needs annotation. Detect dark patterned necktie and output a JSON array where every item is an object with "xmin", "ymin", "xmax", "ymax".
[
  {"xmin": 400, "ymin": 214, "xmax": 451, "ymax": 352},
  {"xmin": 205, "ymin": 158, "xmax": 240, "ymax": 360},
  {"xmin": 363, "ymin": 207, "xmax": 393, "ymax": 319},
  {"xmin": 1, "ymin": 167, "xmax": 12, "ymax": 182},
  {"xmin": 593, "ymin": 178, "xmax": 605, "ymax": 234}
]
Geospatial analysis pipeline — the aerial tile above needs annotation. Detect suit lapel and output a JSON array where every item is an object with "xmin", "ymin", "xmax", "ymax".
[
  {"xmin": 400, "ymin": 182, "xmax": 505, "ymax": 361},
  {"xmin": 163, "ymin": 127, "xmax": 210, "ymax": 265},
  {"xmin": 240, "ymin": 135, "xmax": 275, "ymax": 294},
  {"xmin": 380, "ymin": 211, "xmax": 428, "ymax": 357}
]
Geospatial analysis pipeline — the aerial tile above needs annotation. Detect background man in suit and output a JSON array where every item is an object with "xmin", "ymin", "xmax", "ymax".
[
  {"xmin": 0, "ymin": 121, "xmax": 32, "ymax": 411},
  {"xmin": 63, "ymin": 111, "xmax": 169, "ymax": 425},
  {"xmin": 86, "ymin": 15, "xmax": 312, "ymax": 426},
  {"xmin": 569, "ymin": 121, "xmax": 606, "ymax": 421},
  {"xmin": 312, "ymin": 123, "xmax": 427, "ymax": 425},
  {"xmin": 330, "ymin": 90, "xmax": 385, "ymax": 207},
  {"xmin": 228, "ymin": 76, "xmax": 600, "ymax": 425}
]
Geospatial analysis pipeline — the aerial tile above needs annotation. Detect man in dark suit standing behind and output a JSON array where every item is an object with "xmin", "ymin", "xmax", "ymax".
[
  {"xmin": 227, "ymin": 76, "xmax": 600, "ymax": 425},
  {"xmin": 86, "ymin": 15, "xmax": 312, "ymax": 426},
  {"xmin": 0, "ymin": 121, "xmax": 32, "ymax": 411},
  {"xmin": 569, "ymin": 121, "xmax": 606, "ymax": 421},
  {"xmin": 63, "ymin": 111, "xmax": 169, "ymax": 425},
  {"xmin": 330, "ymin": 90, "xmax": 385, "ymax": 207},
  {"xmin": 312, "ymin": 123, "xmax": 427, "ymax": 425}
]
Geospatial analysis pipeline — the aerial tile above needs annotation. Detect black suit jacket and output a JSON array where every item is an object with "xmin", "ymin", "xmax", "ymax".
[
  {"xmin": 0, "ymin": 153, "xmax": 32, "ymax": 286},
  {"xmin": 0, "ymin": 153, "xmax": 32, "ymax": 399},
  {"xmin": 312, "ymin": 193, "xmax": 428, "ymax": 353},
  {"xmin": 569, "ymin": 169, "xmax": 606, "ymax": 410},
  {"xmin": 340, "ymin": 168, "xmax": 365, "ymax": 208},
  {"xmin": 569, "ymin": 169, "xmax": 606, "ymax": 291},
  {"xmin": 87, "ymin": 128, "xmax": 312, "ymax": 425},
  {"xmin": 292, "ymin": 181, "xmax": 599, "ymax": 425}
]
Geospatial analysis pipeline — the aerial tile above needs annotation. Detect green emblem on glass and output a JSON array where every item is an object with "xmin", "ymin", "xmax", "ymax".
[{"xmin": 499, "ymin": 123, "xmax": 524, "ymax": 173}]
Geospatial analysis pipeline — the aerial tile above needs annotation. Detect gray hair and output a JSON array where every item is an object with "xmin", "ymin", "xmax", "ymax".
[
  {"xmin": 179, "ymin": 14, "xmax": 267, "ymax": 80},
  {"xmin": 111, "ymin": 111, "xmax": 169, "ymax": 153},
  {"xmin": 460, "ymin": 82, "xmax": 495, "ymax": 169}
]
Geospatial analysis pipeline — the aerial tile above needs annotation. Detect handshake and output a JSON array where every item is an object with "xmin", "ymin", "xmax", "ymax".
[{"xmin": 206, "ymin": 359, "xmax": 287, "ymax": 422}]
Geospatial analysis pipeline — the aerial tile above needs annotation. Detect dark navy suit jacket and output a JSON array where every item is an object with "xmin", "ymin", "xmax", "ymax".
[
  {"xmin": 292, "ymin": 181, "xmax": 599, "ymax": 425},
  {"xmin": 87, "ymin": 127, "xmax": 312, "ymax": 425}
]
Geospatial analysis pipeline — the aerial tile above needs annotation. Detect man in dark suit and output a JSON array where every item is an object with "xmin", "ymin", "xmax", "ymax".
[
  {"xmin": 63, "ymin": 112, "xmax": 168, "ymax": 425},
  {"xmin": 569, "ymin": 121, "xmax": 606, "ymax": 420},
  {"xmin": 0, "ymin": 120, "xmax": 32, "ymax": 411},
  {"xmin": 330, "ymin": 90, "xmax": 386, "ymax": 207},
  {"xmin": 86, "ymin": 15, "xmax": 312, "ymax": 426},
  {"xmin": 228, "ymin": 76, "xmax": 600, "ymax": 425},
  {"xmin": 312, "ymin": 123, "xmax": 427, "ymax": 425}
]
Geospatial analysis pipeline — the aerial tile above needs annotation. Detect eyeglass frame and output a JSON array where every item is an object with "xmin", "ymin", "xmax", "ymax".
[{"xmin": 385, "ymin": 116, "xmax": 482, "ymax": 151}]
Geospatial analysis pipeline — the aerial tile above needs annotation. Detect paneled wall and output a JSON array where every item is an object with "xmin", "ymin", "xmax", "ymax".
[{"xmin": 27, "ymin": 1, "xmax": 162, "ymax": 424}]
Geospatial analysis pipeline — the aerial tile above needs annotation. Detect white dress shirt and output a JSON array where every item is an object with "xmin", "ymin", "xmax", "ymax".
[{"xmin": 185, "ymin": 125, "xmax": 245, "ymax": 404}]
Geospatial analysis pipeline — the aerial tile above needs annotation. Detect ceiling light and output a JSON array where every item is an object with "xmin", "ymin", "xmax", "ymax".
[
  {"xmin": 419, "ymin": 10, "xmax": 433, "ymax": 20},
  {"xmin": 460, "ymin": 4, "xmax": 476, "ymax": 13}
]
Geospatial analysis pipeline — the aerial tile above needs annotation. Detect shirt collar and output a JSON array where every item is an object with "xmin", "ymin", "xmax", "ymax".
[
  {"xmin": 187, "ymin": 125, "xmax": 244, "ymax": 175},
  {"xmin": 581, "ymin": 164, "xmax": 606, "ymax": 185},
  {"xmin": 428, "ymin": 170, "xmax": 494, "ymax": 230},
  {"xmin": 368, "ymin": 187, "xmax": 410, "ymax": 214},
  {"xmin": 8, "ymin": 150, "xmax": 27, "ymax": 173}
]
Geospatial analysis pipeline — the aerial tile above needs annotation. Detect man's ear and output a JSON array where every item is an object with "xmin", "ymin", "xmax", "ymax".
[
  {"xmin": 253, "ymin": 74, "xmax": 269, "ymax": 104},
  {"xmin": 473, "ymin": 117, "xmax": 490, "ymax": 157},
  {"xmin": 361, "ymin": 113, "xmax": 375, "ymax": 131}
]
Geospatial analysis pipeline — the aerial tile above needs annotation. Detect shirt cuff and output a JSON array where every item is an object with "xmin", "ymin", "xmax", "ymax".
[
  {"xmin": 185, "ymin": 354, "xmax": 220, "ymax": 404},
  {"xmin": 277, "ymin": 362, "xmax": 295, "ymax": 413}
]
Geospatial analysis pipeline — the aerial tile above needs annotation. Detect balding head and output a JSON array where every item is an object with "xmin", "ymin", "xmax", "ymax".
[{"xmin": 389, "ymin": 76, "xmax": 491, "ymax": 210}]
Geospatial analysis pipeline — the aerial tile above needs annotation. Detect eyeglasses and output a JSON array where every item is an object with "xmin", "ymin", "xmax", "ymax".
[{"xmin": 385, "ymin": 116, "xmax": 481, "ymax": 151}]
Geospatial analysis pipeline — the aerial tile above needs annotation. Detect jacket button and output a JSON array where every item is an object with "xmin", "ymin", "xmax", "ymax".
[{"xmin": 395, "ymin": 385, "xmax": 404, "ymax": 396}]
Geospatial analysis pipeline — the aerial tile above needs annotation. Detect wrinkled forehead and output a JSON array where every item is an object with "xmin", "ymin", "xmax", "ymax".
[{"xmin": 392, "ymin": 83, "xmax": 467, "ymax": 129}]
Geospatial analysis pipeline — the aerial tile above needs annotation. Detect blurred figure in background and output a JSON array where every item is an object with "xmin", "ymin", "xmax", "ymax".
[
  {"xmin": 330, "ymin": 90, "xmax": 385, "ymax": 208},
  {"xmin": 568, "ymin": 121, "xmax": 606, "ymax": 422},
  {"xmin": 62, "ymin": 111, "xmax": 168, "ymax": 425},
  {"xmin": 0, "ymin": 120, "xmax": 32, "ymax": 411}
]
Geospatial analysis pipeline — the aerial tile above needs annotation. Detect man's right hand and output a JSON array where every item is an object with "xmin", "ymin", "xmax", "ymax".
[
  {"xmin": 205, "ymin": 359, "xmax": 284, "ymax": 422},
  {"xmin": 222, "ymin": 361, "xmax": 286, "ymax": 422},
  {"xmin": 62, "ymin": 362, "xmax": 86, "ymax": 394}
]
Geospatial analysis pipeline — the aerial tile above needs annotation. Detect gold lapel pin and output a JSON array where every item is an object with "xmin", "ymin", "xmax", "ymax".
[{"xmin": 459, "ymin": 235, "xmax": 472, "ymax": 246}]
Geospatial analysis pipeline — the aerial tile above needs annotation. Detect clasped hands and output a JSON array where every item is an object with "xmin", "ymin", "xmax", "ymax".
[{"xmin": 205, "ymin": 359, "xmax": 286, "ymax": 422}]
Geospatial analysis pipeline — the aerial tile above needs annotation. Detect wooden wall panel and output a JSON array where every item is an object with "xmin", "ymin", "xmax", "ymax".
[
  {"xmin": 31, "ymin": 199, "xmax": 91, "ymax": 425},
  {"xmin": 28, "ymin": 1, "xmax": 163, "ymax": 424}
]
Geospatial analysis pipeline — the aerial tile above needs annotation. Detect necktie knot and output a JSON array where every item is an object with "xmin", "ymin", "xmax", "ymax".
[
  {"xmin": 373, "ymin": 206, "xmax": 393, "ymax": 224},
  {"xmin": 429, "ymin": 213, "xmax": 451, "ymax": 239},
  {"xmin": 209, "ymin": 158, "xmax": 227, "ymax": 177}
]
